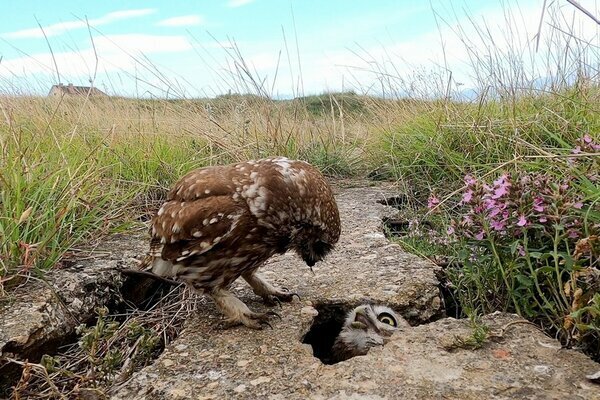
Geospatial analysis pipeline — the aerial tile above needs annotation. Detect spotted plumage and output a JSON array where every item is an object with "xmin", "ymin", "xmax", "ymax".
[{"xmin": 147, "ymin": 157, "xmax": 341, "ymax": 328}]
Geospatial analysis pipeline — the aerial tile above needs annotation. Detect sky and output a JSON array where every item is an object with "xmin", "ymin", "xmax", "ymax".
[{"xmin": 0, "ymin": 0, "xmax": 598, "ymax": 98}]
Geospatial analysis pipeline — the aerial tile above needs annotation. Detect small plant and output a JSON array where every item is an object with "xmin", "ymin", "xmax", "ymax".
[
  {"xmin": 9, "ymin": 293, "xmax": 187, "ymax": 399},
  {"xmin": 444, "ymin": 315, "xmax": 490, "ymax": 351}
]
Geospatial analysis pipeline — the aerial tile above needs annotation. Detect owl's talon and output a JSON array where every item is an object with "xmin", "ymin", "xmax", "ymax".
[
  {"xmin": 220, "ymin": 311, "xmax": 278, "ymax": 330},
  {"xmin": 279, "ymin": 287, "xmax": 299, "ymax": 300},
  {"xmin": 265, "ymin": 310, "xmax": 282, "ymax": 320},
  {"xmin": 263, "ymin": 295, "xmax": 283, "ymax": 307}
]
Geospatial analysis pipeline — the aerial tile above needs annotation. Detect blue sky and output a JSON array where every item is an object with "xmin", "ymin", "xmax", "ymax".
[{"xmin": 0, "ymin": 0, "xmax": 597, "ymax": 98}]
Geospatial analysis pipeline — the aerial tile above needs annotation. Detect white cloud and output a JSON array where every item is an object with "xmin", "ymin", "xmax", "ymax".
[
  {"xmin": 1, "ymin": 8, "xmax": 156, "ymax": 39},
  {"xmin": 95, "ymin": 34, "xmax": 193, "ymax": 54},
  {"xmin": 156, "ymin": 15, "xmax": 204, "ymax": 27},
  {"xmin": 227, "ymin": 0, "xmax": 255, "ymax": 8},
  {"xmin": 0, "ymin": 35, "xmax": 193, "ymax": 79}
]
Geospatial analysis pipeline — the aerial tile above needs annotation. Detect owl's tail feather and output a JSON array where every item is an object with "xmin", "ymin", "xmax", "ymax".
[{"xmin": 119, "ymin": 268, "xmax": 180, "ymax": 287}]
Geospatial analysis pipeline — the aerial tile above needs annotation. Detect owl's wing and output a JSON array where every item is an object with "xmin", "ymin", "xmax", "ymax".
[{"xmin": 150, "ymin": 194, "xmax": 245, "ymax": 262}]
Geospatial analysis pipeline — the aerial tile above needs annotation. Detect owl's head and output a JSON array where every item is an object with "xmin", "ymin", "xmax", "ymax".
[
  {"xmin": 296, "ymin": 238, "xmax": 335, "ymax": 267},
  {"xmin": 329, "ymin": 304, "xmax": 404, "ymax": 363}
]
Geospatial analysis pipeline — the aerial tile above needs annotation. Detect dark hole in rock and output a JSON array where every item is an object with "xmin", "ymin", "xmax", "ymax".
[
  {"xmin": 377, "ymin": 195, "xmax": 408, "ymax": 209},
  {"xmin": 0, "ymin": 331, "xmax": 80, "ymax": 397},
  {"xmin": 119, "ymin": 270, "xmax": 181, "ymax": 311},
  {"xmin": 382, "ymin": 217, "xmax": 433, "ymax": 236},
  {"xmin": 302, "ymin": 302, "xmax": 351, "ymax": 365},
  {"xmin": 367, "ymin": 165, "xmax": 394, "ymax": 181},
  {"xmin": 435, "ymin": 267, "xmax": 463, "ymax": 319},
  {"xmin": 302, "ymin": 301, "xmax": 437, "ymax": 365},
  {"xmin": 0, "ymin": 273, "xmax": 186, "ymax": 398}
]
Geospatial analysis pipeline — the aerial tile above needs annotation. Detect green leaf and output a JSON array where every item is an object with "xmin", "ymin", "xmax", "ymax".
[{"xmin": 515, "ymin": 274, "xmax": 534, "ymax": 287}]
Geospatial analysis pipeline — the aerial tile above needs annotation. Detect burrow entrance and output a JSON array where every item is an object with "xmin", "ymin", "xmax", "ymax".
[
  {"xmin": 1, "ymin": 272, "xmax": 191, "ymax": 398},
  {"xmin": 302, "ymin": 300, "xmax": 440, "ymax": 365}
]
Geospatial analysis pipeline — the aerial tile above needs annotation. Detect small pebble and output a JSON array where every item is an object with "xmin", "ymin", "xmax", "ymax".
[{"xmin": 233, "ymin": 384, "xmax": 246, "ymax": 393}]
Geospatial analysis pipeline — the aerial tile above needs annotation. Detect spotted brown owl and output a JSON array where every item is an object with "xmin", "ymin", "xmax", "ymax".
[{"xmin": 147, "ymin": 157, "xmax": 341, "ymax": 329}]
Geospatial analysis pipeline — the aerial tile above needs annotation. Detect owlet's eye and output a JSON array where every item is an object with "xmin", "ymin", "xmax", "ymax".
[{"xmin": 377, "ymin": 312, "xmax": 397, "ymax": 327}]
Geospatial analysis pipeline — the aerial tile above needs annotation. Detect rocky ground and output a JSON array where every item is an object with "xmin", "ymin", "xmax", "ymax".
[{"xmin": 1, "ymin": 185, "xmax": 599, "ymax": 399}]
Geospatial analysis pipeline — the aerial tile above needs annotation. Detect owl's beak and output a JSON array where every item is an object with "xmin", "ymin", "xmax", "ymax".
[{"xmin": 353, "ymin": 308, "xmax": 379, "ymax": 333}]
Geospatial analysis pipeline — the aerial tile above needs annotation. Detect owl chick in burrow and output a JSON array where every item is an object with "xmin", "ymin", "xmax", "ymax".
[
  {"xmin": 147, "ymin": 157, "xmax": 341, "ymax": 329},
  {"xmin": 330, "ymin": 304, "xmax": 407, "ymax": 363}
]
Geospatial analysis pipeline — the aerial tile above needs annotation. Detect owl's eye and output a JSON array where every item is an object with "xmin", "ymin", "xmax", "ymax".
[{"xmin": 377, "ymin": 312, "xmax": 397, "ymax": 327}]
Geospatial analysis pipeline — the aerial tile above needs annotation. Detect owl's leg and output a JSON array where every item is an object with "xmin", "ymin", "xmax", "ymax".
[
  {"xmin": 242, "ymin": 271, "xmax": 300, "ymax": 306},
  {"xmin": 210, "ymin": 288, "xmax": 279, "ymax": 329}
]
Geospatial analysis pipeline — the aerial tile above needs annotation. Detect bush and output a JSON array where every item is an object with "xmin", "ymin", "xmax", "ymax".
[{"xmin": 438, "ymin": 134, "xmax": 600, "ymax": 358}]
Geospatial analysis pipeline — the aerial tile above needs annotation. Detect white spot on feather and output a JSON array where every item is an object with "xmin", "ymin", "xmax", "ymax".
[
  {"xmin": 209, "ymin": 218, "xmax": 218, "ymax": 224},
  {"xmin": 158, "ymin": 207, "xmax": 165, "ymax": 216},
  {"xmin": 193, "ymin": 231, "xmax": 203, "ymax": 238}
]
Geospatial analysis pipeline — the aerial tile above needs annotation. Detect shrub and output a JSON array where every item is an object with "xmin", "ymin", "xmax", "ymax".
[{"xmin": 439, "ymin": 134, "xmax": 600, "ymax": 358}]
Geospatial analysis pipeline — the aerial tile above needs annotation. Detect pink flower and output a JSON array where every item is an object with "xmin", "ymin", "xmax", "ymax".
[
  {"xmin": 475, "ymin": 231, "xmax": 485, "ymax": 240},
  {"xmin": 489, "ymin": 207, "xmax": 502, "ymax": 217},
  {"xmin": 462, "ymin": 215, "xmax": 473, "ymax": 226},
  {"xmin": 427, "ymin": 195, "xmax": 440, "ymax": 209},
  {"xmin": 568, "ymin": 229, "xmax": 579, "ymax": 239},
  {"xmin": 447, "ymin": 226, "xmax": 455, "ymax": 235},
  {"xmin": 517, "ymin": 215, "xmax": 527, "ymax": 227},
  {"xmin": 539, "ymin": 216, "xmax": 547, "ymax": 223},
  {"xmin": 462, "ymin": 190, "xmax": 473, "ymax": 204},
  {"xmin": 491, "ymin": 174, "xmax": 511, "ymax": 199},
  {"xmin": 491, "ymin": 219, "xmax": 506, "ymax": 231},
  {"xmin": 583, "ymin": 134, "xmax": 592, "ymax": 144},
  {"xmin": 517, "ymin": 244, "xmax": 526, "ymax": 257},
  {"xmin": 464, "ymin": 174, "xmax": 477, "ymax": 186},
  {"xmin": 573, "ymin": 201, "xmax": 583, "ymax": 209},
  {"xmin": 492, "ymin": 186, "xmax": 509, "ymax": 199},
  {"xmin": 572, "ymin": 146, "xmax": 582, "ymax": 154},
  {"xmin": 533, "ymin": 197, "xmax": 544, "ymax": 212},
  {"xmin": 493, "ymin": 174, "xmax": 509, "ymax": 186}
]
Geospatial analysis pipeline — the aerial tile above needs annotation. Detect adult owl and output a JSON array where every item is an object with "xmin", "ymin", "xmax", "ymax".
[
  {"xmin": 147, "ymin": 157, "xmax": 341, "ymax": 329},
  {"xmin": 329, "ymin": 304, "xmax": 405, "ymax": 363}
]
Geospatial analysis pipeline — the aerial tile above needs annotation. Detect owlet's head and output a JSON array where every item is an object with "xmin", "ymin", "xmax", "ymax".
[{"xmin": 329, "ymin": 304, "xmax": 406, "ymax": 363}]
